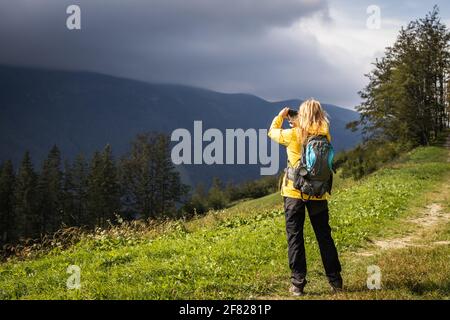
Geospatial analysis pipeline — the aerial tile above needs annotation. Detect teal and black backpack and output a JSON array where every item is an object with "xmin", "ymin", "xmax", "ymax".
[{"xmin": 292, "ymin": 135, "xmax": 336, "ymax": 200}]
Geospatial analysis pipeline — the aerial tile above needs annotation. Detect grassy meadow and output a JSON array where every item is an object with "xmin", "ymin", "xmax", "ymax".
[{"xmin": 1, "ymin": 145, "xmax": 450, "ymax": 300}]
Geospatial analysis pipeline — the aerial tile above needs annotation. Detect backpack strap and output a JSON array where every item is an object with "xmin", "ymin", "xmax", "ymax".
[
  {"xmin": 287, "ymin": 158, "xmax": 300, "ymax": 169},
  {"xmin": 285, "ymin": 157, "xmax": 301, "ymax": 186},
  {"xmin": 285, "ymin": 168, "xmax": 289, "ymax": 187}
]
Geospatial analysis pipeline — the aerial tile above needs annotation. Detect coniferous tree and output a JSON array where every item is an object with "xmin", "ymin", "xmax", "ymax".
[
  {"xmin": 87, "ymin": 151, "xmax": 103, "ymax": 227},
  {"xmin": 62, "ymin": 159, "xmax": 75, "ymax": 226},
  {"xmin": 120, "ymin": 133, "xmax": 188, "ymax": 219},
  {"xmin": 70, "ymin": 154, "xmax": 89, "ymax": 226},
  {"xmin": 153, "ymin": 134, "xmax": 188, "ymax": 216},
  {"xmin": 120, "ymin": 134, "xmax": 154, "ymax": 219},
  {"xmin": 14, "ymin": 151, "xmax": 38, "ymax": 239},
  {"xmin": 87, "ymin": 146, "xmax": 120, "ymax": 227},
  {"xmin": 101, "ymin": 144, "xmax": 120, "ymax": 224},
  {"xmin": 36, "ymin": 145, "xmax": 63, "ymax": 234},
  {"xmin": 0, "ymin": 160, "xmax": 15, "ymax": 244}
]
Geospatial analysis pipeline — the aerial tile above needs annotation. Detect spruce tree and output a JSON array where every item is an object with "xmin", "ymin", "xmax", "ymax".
[
  {"xmin": 100, "ymin": 144, "xmax": 120, "ymax": 225},
  {"xmin": 14, "ymin": 151, "xmax": 38, "ymax": 239},
  {"xmin": 153, "ymin": 134, "xmax": 188, "ymax": 217},
  {"xmin": 87, "ymin": 151, "xmax": 103, "ymax": 228},
  {"xmin": 0, "ymin": 160, "xmax": 15, "ymax": 244},
  {"xmin": 87, "ymin": 146, "xmax": 120, "ymax": 227},
  {"xmin": 121, "ymin": 134, "xmax": 157, "ymax": 219},
  {"xmin": 121, "ymin": 133, "xmax": 188, "ymax": 219},
  {"xmin": 71, "ymin": 154, "xmax": 89, "ymax": 227},
  {"xmin": 36, "ymin": 145, "xmax": 63, "ymax": 234},
  {"xmin": 62, "ymin": 159, "xmax": 75, "ymax": 226}
]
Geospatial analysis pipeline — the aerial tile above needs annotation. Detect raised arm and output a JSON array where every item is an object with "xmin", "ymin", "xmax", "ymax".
[{"xmin": 268, "ymin": 107, "xmax": 294, "ymax": 147}]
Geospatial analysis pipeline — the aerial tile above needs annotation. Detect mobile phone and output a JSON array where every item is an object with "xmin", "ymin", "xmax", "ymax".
[{"xmin": 288, "ymin": 109, "xmax": 298, "ymax": 118}]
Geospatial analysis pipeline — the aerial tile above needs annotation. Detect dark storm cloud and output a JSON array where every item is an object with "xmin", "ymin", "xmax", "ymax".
[{"xmin": 0, "ymin": 0, "xmax": 357, "ymax": 107}]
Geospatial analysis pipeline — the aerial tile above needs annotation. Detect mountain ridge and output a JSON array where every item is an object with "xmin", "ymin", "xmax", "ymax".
[{"xmin": 0, "ymin": 65, "xmax": 361, "ymax": 186}]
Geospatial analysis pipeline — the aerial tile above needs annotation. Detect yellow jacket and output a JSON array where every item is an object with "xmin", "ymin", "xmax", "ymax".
[{"xmin": 268, "ymin": 115, "xmax": 331, "ymax": 201}]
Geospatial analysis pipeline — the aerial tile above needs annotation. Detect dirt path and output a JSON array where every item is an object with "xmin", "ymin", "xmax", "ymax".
[
  {"xmin": 357, "ymin": 202, "xmax": 450, "ymax": 256},
  {"xmin": 357, "ymin": 134, "xmax": 450, "ymax": 256}
]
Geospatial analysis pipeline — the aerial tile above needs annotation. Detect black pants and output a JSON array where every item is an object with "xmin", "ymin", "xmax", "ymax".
[{"xmin": 284, "ymin": 197, "xmax": 341, "ymax": 284}]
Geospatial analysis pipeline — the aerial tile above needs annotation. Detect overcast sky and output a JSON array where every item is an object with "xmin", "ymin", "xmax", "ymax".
[{"xmin": 1, "ymin": 1, "xmax": 450, "ymax": 109}]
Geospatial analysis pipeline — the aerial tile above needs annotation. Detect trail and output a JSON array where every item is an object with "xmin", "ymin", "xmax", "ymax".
[
  {"xmin": 357, "ymin": 133, "xmax": 450, "ymax": 256},
  {"xmin": 357, "ymin": 202, "xmax": 450, "ymax": 256}
]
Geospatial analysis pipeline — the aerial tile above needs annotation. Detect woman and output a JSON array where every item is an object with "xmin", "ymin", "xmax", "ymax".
[{"xmin": 268, "ymin": 99, "xmax": 342, "ymax": 296}]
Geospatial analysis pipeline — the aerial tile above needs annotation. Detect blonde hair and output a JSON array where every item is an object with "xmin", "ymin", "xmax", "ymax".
[{"xmin": 296, "ymin": 99, "xmax": 329, "ymax": 145}]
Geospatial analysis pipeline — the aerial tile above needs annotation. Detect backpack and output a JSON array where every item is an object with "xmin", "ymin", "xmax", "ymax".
[{"xmin": 291, "ymin": 135, "xmax": 336, "ymax": 200}]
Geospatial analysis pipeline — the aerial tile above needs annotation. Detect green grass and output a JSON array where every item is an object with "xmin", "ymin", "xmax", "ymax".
[{"xmin": 1, "ymin": 146, "xmax": 450, "ymax": 300}]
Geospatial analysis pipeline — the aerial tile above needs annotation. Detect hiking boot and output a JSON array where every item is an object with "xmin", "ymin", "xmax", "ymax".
[
  {"xmin": 330, "ymin": 281, "xmax": 343, "ymax": 293},
  {"xmin": 327, "ymin": 273, "xmax": 343, "ymax": 293},
  {"xmin": 289, "ymin": 278, "xmax": 307, "ymax": 296}
]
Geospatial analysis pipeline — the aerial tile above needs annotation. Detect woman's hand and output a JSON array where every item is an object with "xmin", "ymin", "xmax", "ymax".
[{"xmin": 278, "ymin": 107, "xmax": 290, "ymax": 119}]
